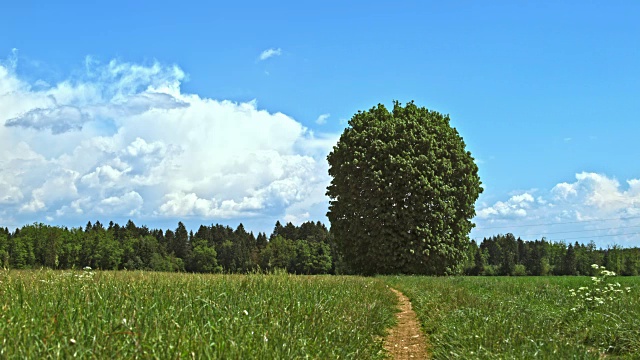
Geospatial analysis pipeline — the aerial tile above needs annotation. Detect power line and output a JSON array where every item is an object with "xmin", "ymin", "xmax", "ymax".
[
  {"xmin": 473, "ymin": 228, "xmax": 640, "ymax": 242},
  {"xmin": 547, "ymin": 231, "xmax": 640, "ymax": 242},
  {"xmin": 508, "ymin": 224, "xmax": 640, "ymax": 237},
  {"xmin": 472, "ymin": 223, "xmax": 640, "ymax": 241},
  {"xmin": 476, "ymin": 215, "xmax": 640, "ymax": 230}
]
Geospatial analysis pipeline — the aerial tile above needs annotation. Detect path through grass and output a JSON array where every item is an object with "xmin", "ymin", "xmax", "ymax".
[{"xmin": 381, "ymin": 276, "xmax": 640, "ymax": 359}]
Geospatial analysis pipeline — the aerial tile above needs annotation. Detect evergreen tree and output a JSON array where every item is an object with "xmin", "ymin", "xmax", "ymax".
[
  {"xmin": 173, "ymin": 222, "xmax": 190, "ymax": 260},
  {"xmin": 473, "ymin": 247, "xmax": 485, "ymax": 276},
  {"xmin": 270, "ymin": 221, "xmax": 284, "ymax": 240},
  {"xmin": 563, "ymin": 244, "xmax": 577, "ymax": 275},
  {"xmin": 256, "ymin": 232, "xmax": 268, "ymax": 249}
]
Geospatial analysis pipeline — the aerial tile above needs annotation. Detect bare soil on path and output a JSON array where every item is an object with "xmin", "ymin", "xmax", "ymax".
[{"xmin": 383, "ymin": 288, "xmax": 429, "ymax": 359}]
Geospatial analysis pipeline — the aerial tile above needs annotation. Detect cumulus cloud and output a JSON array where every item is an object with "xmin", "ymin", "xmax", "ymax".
[
  {"xmin": 476, "ymin": 192, "xmax": 534, "ymax": 219},
  {"xmin": 258, "ymin": 48, "xmax": 282, "ymax": 61},
  {"xmin": 474, "ymin": 172, "xmax": 640, "ymax": 246},
  {"xmin": 0, "ymin": 55, "xmax": 336, "ymax": 227},
  {"xmin": 315, "ymin": 113, "xmax": 330, "ymax": 125}
]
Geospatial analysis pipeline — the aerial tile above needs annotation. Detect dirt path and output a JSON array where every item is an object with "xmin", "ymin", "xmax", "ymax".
[{"xmin": 383, "ymin": 288, "xmax": 429, "ymax": 359}]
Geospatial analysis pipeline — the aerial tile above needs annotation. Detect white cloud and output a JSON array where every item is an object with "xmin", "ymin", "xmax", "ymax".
[
  {"xmin": 474, "ymin": 172, "xmax": 640, "ymax": 246},
  {"xmin": 476, "ymin": 192, "xmax": 534, "ymax": 219},
  {"xmin": 315, "ymin": 113, "xmax": 330, "ymax": 125},
  {"xmin": 258, "ymin": 48, "xmax": 282, "ymax": 61},
  {"xmin": 0, "ymin": 56, "xmax": 337, "ymax": 227},
  {"xmin": 283, "ymin": 212, "xmax": 310, "ymax": 225},
  {"xmin": 552, "ymin": 182, "xmax": 577, "ymax": 199}
]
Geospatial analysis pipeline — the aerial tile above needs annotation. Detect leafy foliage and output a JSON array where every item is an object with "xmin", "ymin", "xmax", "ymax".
[{"xmin": 327, "ymin": 101, "xmax": 482, "ymax": 275}]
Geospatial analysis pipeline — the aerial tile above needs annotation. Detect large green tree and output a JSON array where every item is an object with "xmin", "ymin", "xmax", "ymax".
[{"xmin": 326, "ymin": 101, "xmax": 482, "ymax": 275}]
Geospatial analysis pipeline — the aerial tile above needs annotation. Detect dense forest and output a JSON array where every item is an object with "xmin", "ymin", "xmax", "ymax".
[
  {"xmin": 0, "ymin": 220, "xmax": 334, "ymax": 274},
  {"xmin": 0, "ymin": 221, "xmax": 638, "ymax": 276},
  {"xmin": 464, "ymin": 234, "xmax": 640, "ymax": 276}
]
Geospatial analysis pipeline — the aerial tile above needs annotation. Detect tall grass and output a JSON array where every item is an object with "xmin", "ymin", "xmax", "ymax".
[
  {"xmin": 0, "ymin": 269, "xmax": 397, "ymax": 359},
  {"xmin": 381, "ymin": 276, "xmax": 640, "ymax": 359}
]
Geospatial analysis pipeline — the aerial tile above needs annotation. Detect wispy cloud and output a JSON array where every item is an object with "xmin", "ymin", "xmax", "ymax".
[
  {"xmin": 258, "ymin": 48, "xmax": 282, "ymax": 61},
  {"xmin": 315, "ymin": 113, "xmax": 330, "ymax": 125}
]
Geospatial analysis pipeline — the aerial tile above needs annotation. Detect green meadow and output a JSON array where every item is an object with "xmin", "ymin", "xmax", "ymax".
[
  {"xmin": 0, "ymin": 270, "xmax": 396, "ymax": 359},
  {"xmin": 2, "ymin": 270, "xmax": 639, "ymax": 359},
  {"xmin": 382, "ymin": 275, "xmax": 640, "ymax": 359}
]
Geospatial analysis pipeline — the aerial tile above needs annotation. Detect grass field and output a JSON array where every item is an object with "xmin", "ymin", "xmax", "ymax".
[
  {"xmin": 382, "ymin": 275, "xmax": 640, "ymax": 359},
  {"xmin": 0, "ymin": 269, "xmax": 397, "ymax": 359},
  {"xmin": 4, "ymin": 269, "xmax": 639, "ymax": 359}
]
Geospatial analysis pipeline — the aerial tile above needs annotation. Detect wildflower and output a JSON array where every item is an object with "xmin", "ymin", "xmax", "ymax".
[
  {"xmin": 591, "ymin": 264, "xmax": 600, "ymax": 269},
  {"xmin": 601, "ymin": 270, "xmax": 616, "ymax": 277},
  {"xmin": 69, "ymin": 339, "xmax": 76, "ymax": 345},
  {"xmin": 243, "ymin": 310, "xmax": 249, "ymax": 316},
  {"xmin": 83, "ymin": 266, "xmax": 92, "ymax": 271}
]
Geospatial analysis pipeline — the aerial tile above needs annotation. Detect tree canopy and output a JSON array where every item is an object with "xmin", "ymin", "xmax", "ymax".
[{"xmin": 326, "ymin": 101, "xmax": 483, "ymax": 275}]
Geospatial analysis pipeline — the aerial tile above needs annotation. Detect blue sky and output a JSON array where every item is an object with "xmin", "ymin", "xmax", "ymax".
[{"xmin": 1, "ymin": 1, "xmax": 639, "ymax": 246}]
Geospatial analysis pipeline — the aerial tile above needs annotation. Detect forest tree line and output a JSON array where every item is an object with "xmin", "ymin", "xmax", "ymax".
[
  {"xmin": 0, "ymin": 220, "xmax": 335, "ymax": 274},
  {"xmin": 0, "ymin": 221, "xmax": 639, "ymax": 275},
  {"xmin": 463, "ymin": 233, "xmax": 640, "ymax": 276}
]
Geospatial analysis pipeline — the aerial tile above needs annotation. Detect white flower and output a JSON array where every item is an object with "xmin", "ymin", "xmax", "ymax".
[
  {"xmin": 601, "ymin": 270, "xmax": 616, "ymax": 276},
  {"xmin": 243, "ymin": 310, "xmax": 249, "ymax": 316},
  {"xmin": 591, "ymin": 264, "xmax": 600, "ymax": 269}
]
